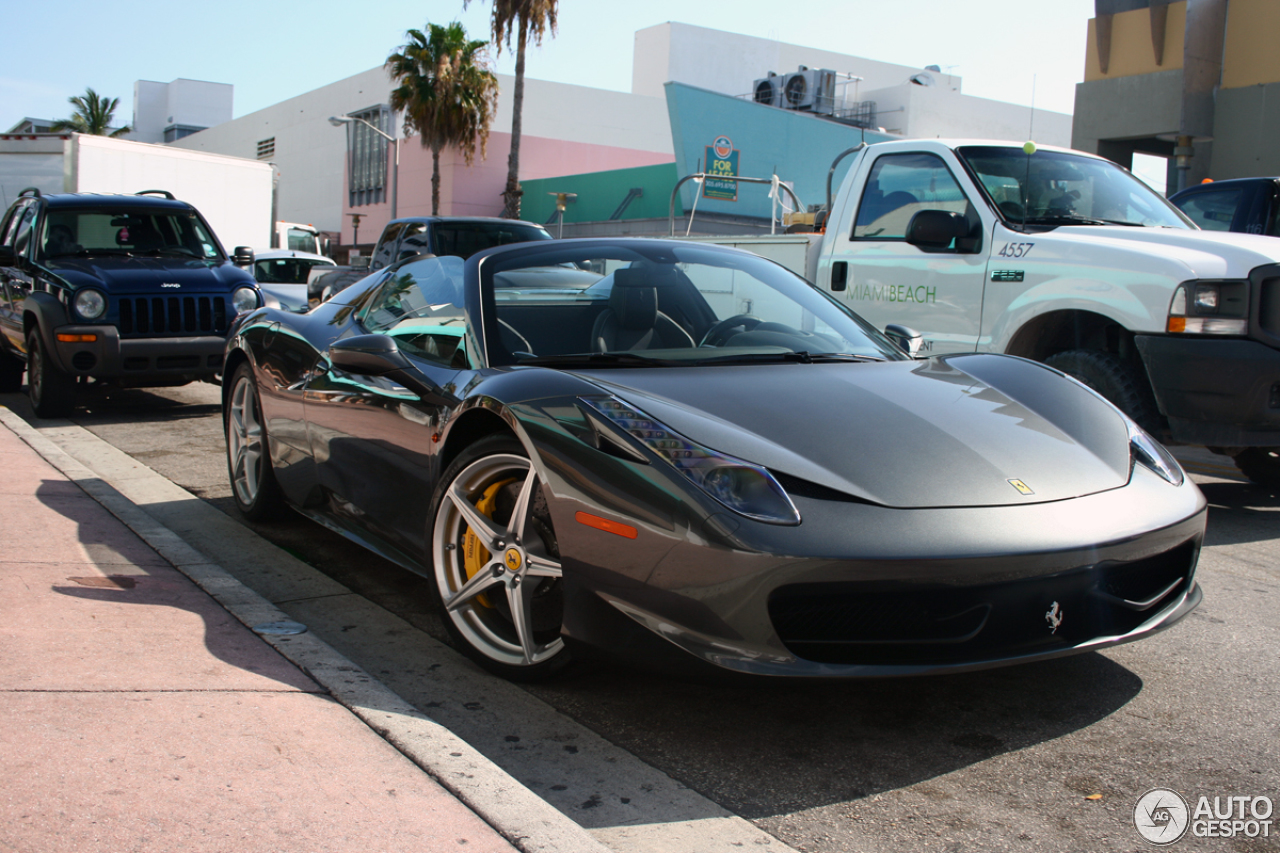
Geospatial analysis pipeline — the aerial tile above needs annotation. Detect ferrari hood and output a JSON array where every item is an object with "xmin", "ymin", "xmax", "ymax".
[{"xmin": 575, "ymin": 354, "xmax": 1134, "ymax": 509}]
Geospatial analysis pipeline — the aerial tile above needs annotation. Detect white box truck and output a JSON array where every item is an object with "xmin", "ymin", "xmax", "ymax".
[{"xmin": 0, "ymin": 132, "xmax": 272, "ymax": 250}]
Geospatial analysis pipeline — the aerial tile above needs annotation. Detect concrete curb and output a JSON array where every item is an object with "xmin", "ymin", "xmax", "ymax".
[{"xmin": 0, "ymin": 407, "xmax": 612, "ymax": 853}]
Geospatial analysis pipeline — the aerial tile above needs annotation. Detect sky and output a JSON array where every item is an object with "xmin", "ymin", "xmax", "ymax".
[{"xmin": 5, "ymin": 0, "xmax": 1097, "ymax": 130}]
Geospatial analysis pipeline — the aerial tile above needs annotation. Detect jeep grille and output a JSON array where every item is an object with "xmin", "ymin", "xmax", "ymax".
[{"xmin": 116, "ymin": 296, "xmax": 230, "ymax": 337}]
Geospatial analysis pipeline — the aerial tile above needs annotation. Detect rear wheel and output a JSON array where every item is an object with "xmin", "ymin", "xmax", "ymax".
[
  {"xmin": 429, "ymin": 435, "xmax": 569, "ymax": 681},
  {"xmin": 224, "ymin": 363, "xmax": 286, "ymax": 520},
  {"xmin": 0, "ymin": 350, "xmax": 23, "ymax": 393},
  {"xmin": 1044, "ymin": 349, "xmax": 1159, "ymax": 432},
  {"xmin": 26, "ymin": 330, "xmax": 76, "ymax": 418},
  {"xmin": 1232, "ymin": 447, "xmax": 1280, "ymax": 488}
]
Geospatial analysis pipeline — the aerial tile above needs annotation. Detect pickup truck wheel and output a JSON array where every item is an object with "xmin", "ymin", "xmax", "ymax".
[
  {"xmin": 1231, "ymin": 448, "xmax": 1280, "ymax": 488},
  {"xmin": 26, "ymin": 331, "xmax": 77, "ymax": 418},
  {"xmin": 0, "ymin": 350, "xmax": 23, "ymax": 393},
  {"xmin": 1044, "ymin": 349, "xmax": 1159, "ymax": 433}
]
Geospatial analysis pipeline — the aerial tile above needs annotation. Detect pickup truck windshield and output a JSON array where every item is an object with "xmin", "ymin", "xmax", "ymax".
[
  {"xmin": 41, "ymin": 208, "xmax": 223, "ymax": 260},
  {"xmin": 957, "ymin": 146, "xmax": 1190, "ymax": 230}
]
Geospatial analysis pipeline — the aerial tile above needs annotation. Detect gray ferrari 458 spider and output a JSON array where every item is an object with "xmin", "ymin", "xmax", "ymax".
[{"xmin": 222, "ymin": 238, "xmax": 1205, "ymax": 681}]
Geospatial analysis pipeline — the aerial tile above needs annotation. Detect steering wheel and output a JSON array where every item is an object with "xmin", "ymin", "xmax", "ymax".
[
  {"xmin": 699, "ymin": 314, "xmax": 762, "ymax": 347},
  {"xmin": 998, "ymin": 200, "xmax": 1025, "ymax": 220}
]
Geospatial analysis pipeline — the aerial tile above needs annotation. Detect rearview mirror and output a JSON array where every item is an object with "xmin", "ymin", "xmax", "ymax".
[{"xmin": 884, "ymin": 324, "xmax": 924, "ymax": 357}]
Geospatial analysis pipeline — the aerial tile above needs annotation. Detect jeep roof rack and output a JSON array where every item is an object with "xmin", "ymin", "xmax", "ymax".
[
  {"xmin": 135, "ymin": 189, "xmax": 175, "ymax": 199},
  {"xmin": 18, "ymin": 187, "xmax": 41, "ymax": 198}
]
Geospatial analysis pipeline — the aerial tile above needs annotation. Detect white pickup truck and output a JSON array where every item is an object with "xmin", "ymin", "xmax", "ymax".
[{"xmin": 696, "ymin": 139, "xmax": 1280, "ymax": 486}]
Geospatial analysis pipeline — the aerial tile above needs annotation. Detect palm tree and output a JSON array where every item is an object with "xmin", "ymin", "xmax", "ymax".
[
  {"xmin": 464, "ymin": 0, "xmax": 558, "ymax": 218},
  {"xmin": 50, "ymin": 88, "xmax": 131, "ymax": 137},
  {"xmin": 387, "ymin": 22, "xmax": 499, "ymax": 216}
]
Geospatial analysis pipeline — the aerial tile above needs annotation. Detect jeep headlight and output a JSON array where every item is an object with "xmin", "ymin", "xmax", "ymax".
[
  {"xmin": 1166, "ymin": 281, "xmax": 1247, "ymax": 334},
  {"xmin": 73, "ymin": 288, "xmax": 106, "ymax": 321},
  {"xmin": 232, "ymin": 286, "xmax": 260, "ymax": 314},
  {"xmin": 581, "ymin": 395, "xmax": 801, "ymax": 525}
]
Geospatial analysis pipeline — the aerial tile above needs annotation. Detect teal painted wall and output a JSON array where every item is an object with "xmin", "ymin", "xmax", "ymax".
[
  {"xmin": 520, "ymin": 163, "xmax": 682, "ymax": 226},
  {"xmin": 664, "ymin": 82, "xmax": 895, "ymax": 220}
]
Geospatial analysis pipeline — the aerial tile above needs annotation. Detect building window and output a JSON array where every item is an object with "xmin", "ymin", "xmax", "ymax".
[
  {"xmin": 345, "ymin": 105, "xmax": 390, "ymax": 207},
  {"xmin": 257, "ymin": 137, "xmax": 276, "ymax": 159},
  {"xmin": 164, "ymin": 125, "xmax": 206, "ymax": 143}
]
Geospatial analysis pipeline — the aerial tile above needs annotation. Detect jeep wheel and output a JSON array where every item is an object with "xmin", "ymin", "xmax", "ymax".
[
  {"xmin": 1232, "ymin": 448, "xmax": 1280, "ymax": 489},
  {"xmin": 26, "ymin": 330, "xmax": 76, "ymax": 418},
  {"xmin": 1044, "ymin": 349, "xmax": 1159, "ymax": 433},
  {"xmin": 0, "ymin": 350, "xmax": 22, "ymax": 393}
]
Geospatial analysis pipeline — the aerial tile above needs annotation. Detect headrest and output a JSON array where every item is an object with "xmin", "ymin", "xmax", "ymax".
[{"xmin": 610, "ymin": 269, "xmax": 657, "ymax": 330}]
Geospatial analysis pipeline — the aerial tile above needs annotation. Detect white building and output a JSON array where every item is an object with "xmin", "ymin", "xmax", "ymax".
[{"xmin": 132, "ymin": 79, "xmax": 233, "ymax": 143}]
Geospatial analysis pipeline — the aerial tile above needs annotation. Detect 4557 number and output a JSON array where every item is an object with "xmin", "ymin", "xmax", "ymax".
[{"xmin": 997, "ymin": 242, "xmax": 1034, "ymax": 258}]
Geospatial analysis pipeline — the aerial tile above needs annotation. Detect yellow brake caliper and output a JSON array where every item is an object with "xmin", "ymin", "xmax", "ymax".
[{"xmin": 461, "ymin": 478, "xmax": 517, "ymax": 608}]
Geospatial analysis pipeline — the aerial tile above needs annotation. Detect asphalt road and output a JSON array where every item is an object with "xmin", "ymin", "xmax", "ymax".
[{"xmin": 5, "ymin": 381, "xmax": 1278, "ymax": 853}]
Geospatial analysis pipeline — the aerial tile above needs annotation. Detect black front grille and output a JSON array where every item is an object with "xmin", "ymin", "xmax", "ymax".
[
  {"xmin": 116, "ymin": 296, "xmax": 229, "ymax": 337},
  {"xmin": 1260, "ymin": 277, "xmax": 1280, "ymax": 337},
  {"xmin": 768, "ymin": 541, "xmax": 1198, "ymax": 666}
]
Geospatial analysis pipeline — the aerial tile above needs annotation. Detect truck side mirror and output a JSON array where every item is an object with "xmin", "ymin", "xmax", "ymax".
[
  {"xmin": 232, "ymin": 246, "xmax": 255, "ymax": 266},
  {"xmin": 905, "ymin": 210, "xmax": 970, "ymax": 251}
]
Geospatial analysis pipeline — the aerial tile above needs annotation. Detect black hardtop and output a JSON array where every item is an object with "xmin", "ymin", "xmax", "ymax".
[{"xmin": 41, "ymin": 192, "xmax": 195, "ymax": 212}]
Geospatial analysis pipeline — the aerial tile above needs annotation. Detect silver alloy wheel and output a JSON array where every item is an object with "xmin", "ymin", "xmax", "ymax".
[
  {"xmin": 432, "ymin": 452, "xmax": 564, "ymax": 668},
  {"xmin": 227, "ymin": 372, "xmax": 265, "ymax": 507}
]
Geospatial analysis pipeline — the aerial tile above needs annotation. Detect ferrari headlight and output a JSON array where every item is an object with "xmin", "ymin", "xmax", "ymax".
[
  {"xmin": 73, "ymin": 288, "xmax": 106, "ymax": 320},
  {"xmin": 232, "ymin": 286, "xmax": 260, "ymax": 314},
  {"xmin": 581, "ymin": 396, "xmax": 801, "ymax": 525},
  {"xmin": 1128, "ymin": 419, "xmax": 1184, "ymax": 486}
]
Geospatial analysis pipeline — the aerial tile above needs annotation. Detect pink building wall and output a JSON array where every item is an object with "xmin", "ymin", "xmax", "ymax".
[{"xmin": 340, "ymin": 132, "xmax": 674, "ymax": 244}]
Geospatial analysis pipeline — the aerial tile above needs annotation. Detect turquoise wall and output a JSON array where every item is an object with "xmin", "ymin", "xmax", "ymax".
[
  {"xmin": 664, "ymin": 82, "xmax": 895, "ymax": 220},
  {"xmin": 520, "ymin": 163, "xmax": 681, "ymax": 226}
]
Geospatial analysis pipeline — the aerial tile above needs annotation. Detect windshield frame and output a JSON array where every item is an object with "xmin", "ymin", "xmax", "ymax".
[
  {"xmin": 955, "ymin": 145, "xmax": 1195, "ymax": 231},
  {"xmin": 474, "ymin": 239, "xmax": 908, "ymax": 369}
]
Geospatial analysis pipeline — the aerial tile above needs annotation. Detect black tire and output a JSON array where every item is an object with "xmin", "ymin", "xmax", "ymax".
[
  {"xmin": 223, "ymin": 362, "xmax": 287, "ymax": 521},
  {"xmin": 1232, "ymin": 447, "xmax": 1280, "ymax": 489},
  {"xmin": 428, "ymin": 434, "xmax": 570, "ymax": 682},
  {"xmin": 26, "ymin": 330, "xmax": 76, "ymax": 418},
  {"xmin": 1044, "ymin": 349, "xmax": 1160, "ymax": 432},
  {"xmin": 0, "ymin": 350, "xmax": 23, "ymax": 393}
]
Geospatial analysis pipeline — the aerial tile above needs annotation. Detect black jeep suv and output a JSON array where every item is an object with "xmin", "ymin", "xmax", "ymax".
[{"xmin": 0, "ymin": 189, "xmax": 262, "ymax": 417}]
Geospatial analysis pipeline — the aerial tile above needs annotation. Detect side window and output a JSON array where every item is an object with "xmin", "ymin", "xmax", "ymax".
[
  {"xmin": 399, "ymin": 222, "xmax": 430, "ymax": 258},
  {"xmin": 360, "ymin": 255, "xmax": 469, "ymax": 367},
  {"xmin": 853, "ymin": 153, "xmax": 973, "ymax": 240},
  {"xmin": 0, "ymin": 203, "xmax": 24, "ymax": 249},
  {"xmin": 370, "ymin": 222, "xmax": 406, "ymax": 270},
  {"xmin": 11, "ymin": 204, "xmax": 38, "ymax": 258},
  {"xmin": 1175, "ymin": 188, "xmax": 1242, "ymax": 232}
]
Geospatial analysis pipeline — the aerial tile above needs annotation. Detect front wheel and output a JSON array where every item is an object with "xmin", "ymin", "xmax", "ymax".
[
  {"xmin": 224, "ymin": 362, "xmax": 286, "ymax": 520},
  {"xmin": 26, "ymin": 330, "xmax": 76, "ymax": 418},
  {"xmin": 428, "ymin": 435, "xmax": 570, "ymax": 681},
  {"xmin": 1044, "ymin": 349, "xmax": 1159, "ymax": 433},
  {"xmin": 1232, "ymin": 448, "xmax": 1280, "ymax": 489}
]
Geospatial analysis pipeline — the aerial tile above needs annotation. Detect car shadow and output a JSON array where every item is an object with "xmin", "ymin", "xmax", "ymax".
[
  {"xmin": 527, "ymin": 650, "xmax": 1143, "ymax": 821},
  {"xmin": 1198, "ymin": 480, "xmax": 1280, "ymax": 547},
  {"xmin": 34, "ymin": 480, "xmax": 318, "ymax": 693}
]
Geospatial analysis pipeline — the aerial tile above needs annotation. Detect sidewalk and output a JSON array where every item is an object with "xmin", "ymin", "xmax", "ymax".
[{"xmin": 0, "ymin": 415, "xmax": 521, "ymax": 853}]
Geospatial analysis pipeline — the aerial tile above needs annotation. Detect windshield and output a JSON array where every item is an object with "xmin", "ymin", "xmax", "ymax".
[
  {"xmin": 957, "ymin": 146, "xmax": 1191, "ymax": 229},
  {"xmin": 481, "ymin": 242, "xmax": 905, "ymax": 367},
  {"xmin": 255, "ymin": 256, "xmax": 335, "ymax": 284},
  {"xmin": 40, "ymin": 207, "xmax": 223, "ymax": 259}
]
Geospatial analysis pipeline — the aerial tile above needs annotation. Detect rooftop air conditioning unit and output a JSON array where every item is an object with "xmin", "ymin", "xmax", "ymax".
[
  {"xmin": 782, "ymin": 67, "xmax": 837, "ymax": 115},
  {"xmin": 752, "ymin": 72, "xmax": 784, "ymax": 107}
]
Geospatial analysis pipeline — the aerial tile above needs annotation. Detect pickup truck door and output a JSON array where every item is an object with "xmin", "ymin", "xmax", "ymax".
[{"xmin": 825, "ymin": 150, "xmax": 991, "ymax": 355}]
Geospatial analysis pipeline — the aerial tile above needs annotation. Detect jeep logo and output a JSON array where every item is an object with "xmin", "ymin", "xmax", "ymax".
[{"xmin": 161, "ymin": 283, "xmax": 181, "ymax": 288}]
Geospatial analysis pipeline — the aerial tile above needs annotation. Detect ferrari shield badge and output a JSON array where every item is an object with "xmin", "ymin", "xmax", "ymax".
[{"xmin": 1008, "ymin": 479, "xmax": 1034, "ymax": 496}]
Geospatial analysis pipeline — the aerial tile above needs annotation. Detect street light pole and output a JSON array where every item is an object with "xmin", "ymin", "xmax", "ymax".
[{"xmin": 329, "ymin": 114, "xmax": 399, "ymax": 221}]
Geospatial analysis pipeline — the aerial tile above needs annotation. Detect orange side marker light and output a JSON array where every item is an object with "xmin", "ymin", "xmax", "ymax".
[
  {"xmin": 575, "ymin": 511, "xmax": 637, "ymax": 539},
  {"xmin": 56, "ymin": 333, "xmax": 98, "ymax": 343}
]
